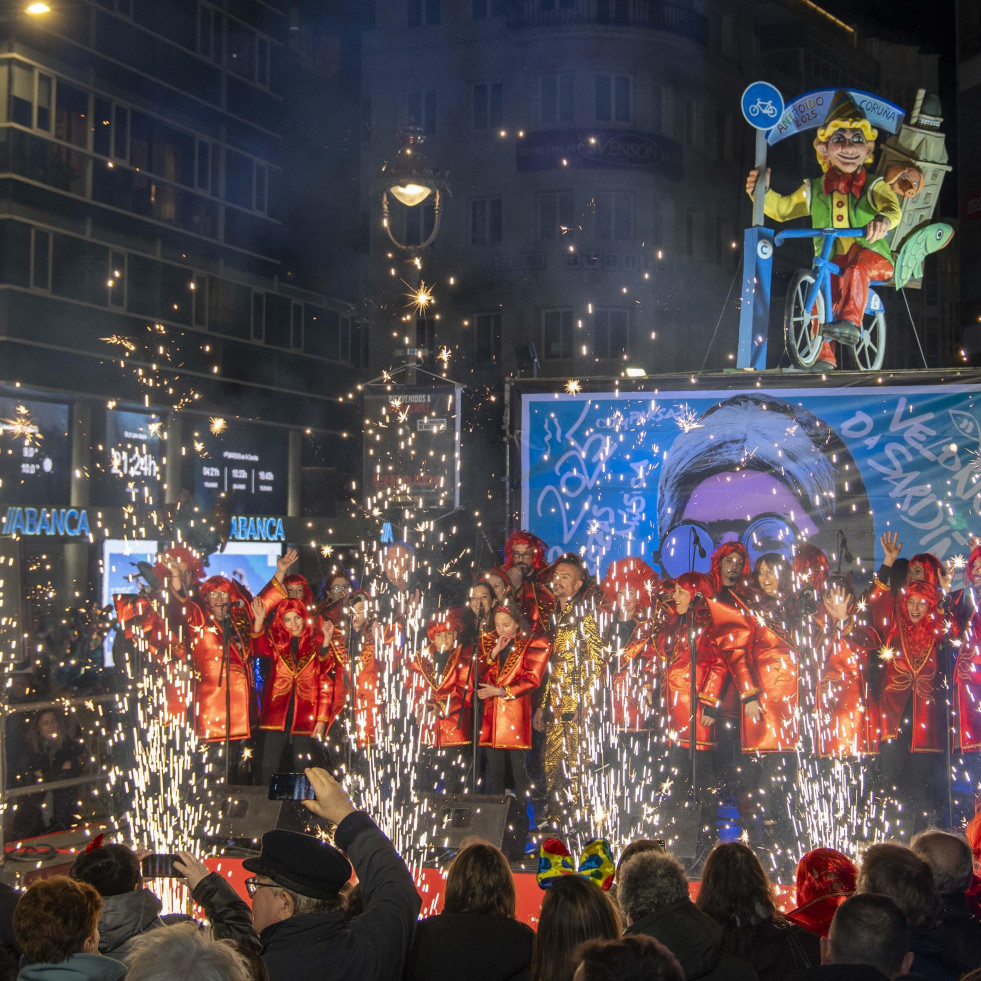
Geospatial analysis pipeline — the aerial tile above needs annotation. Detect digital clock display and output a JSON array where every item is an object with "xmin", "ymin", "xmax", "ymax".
[
  {"xmin": 104, "ymin": 410, "xmax": 164, "ymax": 506},
  {"xmin": 192, "ymin": 421, "xmax": 287, "ymax": 513}
]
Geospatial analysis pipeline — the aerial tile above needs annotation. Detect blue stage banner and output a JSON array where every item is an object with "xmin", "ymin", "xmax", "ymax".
[{"xmin": 520, "ymin": 386, "xmax": 981, "ymax": 580}]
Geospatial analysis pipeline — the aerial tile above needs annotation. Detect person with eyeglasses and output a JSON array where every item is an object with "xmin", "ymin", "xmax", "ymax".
[
  {"xmin": 242, "ymin": 767, "xmax": 421, "ymax": 981},
  {"xmin": 502, "ymin": 531, "xmax": 557, "ymax": 638},
  {"xmin": 745, "ymin": 88, "xmax": 901, "ymax": 371},
  {"xmin": 317, "ymin": 573, "xmax": 355, "ymax": 626}
]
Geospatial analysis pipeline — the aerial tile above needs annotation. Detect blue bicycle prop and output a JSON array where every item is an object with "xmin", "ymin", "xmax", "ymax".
[{"xmin": 778, "ymin": 223, "xmax": 954, "ymax": 372}]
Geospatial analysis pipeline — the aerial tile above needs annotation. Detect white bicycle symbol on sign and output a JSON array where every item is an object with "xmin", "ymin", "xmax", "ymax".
[{"xmin": 748, "ymin": 98, "xmax": 779, "ymax": 118}]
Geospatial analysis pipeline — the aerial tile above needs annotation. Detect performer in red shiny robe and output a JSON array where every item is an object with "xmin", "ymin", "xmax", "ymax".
[
  {"xmin": 812, "ymin": 579, "xmax": 879, "ymax": 758},
  {"xmin": 251, "ymin": 597, "xmax": 333, "ymax": 784},
  {"xmin": 602, "ymin": 557, "xmax": 659, "ymax": 733},
  {"xmin": 407, "ymin": 609, "xmax": 473, "ymax": 794},
  {"xmin": 657, "ymin": 572, "xmax": 731, "ymax": 805},
  {"xmin": 325, "ymin": 590, "xmax": 380, "ymax": 753},
  {"xmin": 951, "ymin": 545, "xmax": 981, "ymax": 755},
  {"xmin": 502, "ymin": 531, "xmax": 557, "ymax": 638},
  {"xmin": 177, "ymin": 575, "xmax": 256, "ymax": 782},
  {"xmin": 474, "ymin": 604, "xmax": 550, "ymax": 800},
  {"xmin": 867, "ymin": 532, "xmax": 947, "ymax": 820}
]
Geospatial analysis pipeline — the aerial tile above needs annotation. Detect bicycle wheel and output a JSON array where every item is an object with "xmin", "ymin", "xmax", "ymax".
[
  {"xmin": 848, "ymin": 308, "xmax": 886, "ymax": 371},
  {"xmin": 784, "ymin": 269, "xmax": 825, "ymax": 369}
]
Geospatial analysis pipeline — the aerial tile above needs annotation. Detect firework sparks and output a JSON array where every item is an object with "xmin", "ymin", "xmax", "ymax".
[
  {"xmin": 404, "ymin": 280, "xmax": 435, "ymax": 314},
  {"xmin": 565, "ymin": 379, "xmax": 581, "ymax": 395},
  {"xmin": 676, "ymin": 404, "xmax": 704, "ymax": 433},
  {"xmin": 100, "ymin": 335, "xmax": 137, "ymax": 353},
  {"xmin": 0, "ymin": 404, "xmax": 42, "ymax": 446},
  {"xmin": 209, "ymin": 417, "xmax": 227, "ymax": 435}
]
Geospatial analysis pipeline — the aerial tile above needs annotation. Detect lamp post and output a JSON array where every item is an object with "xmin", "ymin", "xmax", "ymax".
[
  {"xmin": 374, "ymin": 127, "xmax": 449, "ymax": 375},
  {"xmin": 374, "ymin": 126, "xmax": 449, "ymax": 254}
]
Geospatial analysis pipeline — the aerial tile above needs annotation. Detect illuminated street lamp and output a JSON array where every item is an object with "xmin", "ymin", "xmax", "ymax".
[
  {"xmin": 26, "ymin": 2, "xmax": 52, "ymax": 12},
  {"xmin": 375, "ymin": 126, "xmax": 449, "ymax": 252}
]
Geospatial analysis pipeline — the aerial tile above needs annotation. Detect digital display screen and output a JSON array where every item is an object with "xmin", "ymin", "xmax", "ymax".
[
  {"xmin": 104, "ymin": 409, "xmax": 164, "ymax": 507},
  {"xmin": 192, "ymin": 421, "xmax": 287, "ymax": 514},
  {"xmin": 0, "ymin": 396, "xmax": 71, "ymax": 505}
]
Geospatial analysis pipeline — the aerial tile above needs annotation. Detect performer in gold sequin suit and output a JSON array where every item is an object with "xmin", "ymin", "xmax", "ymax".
[{"xmin": 534, "ymin": 554, "xmax": 604, "ymax": 833}]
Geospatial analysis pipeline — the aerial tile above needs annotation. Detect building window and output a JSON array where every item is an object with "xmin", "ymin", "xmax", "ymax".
[
  {"xmin": 472, "ymin": 82, "xmax": 503, "ymax": 130},
  {"xmin": 31, "ymin": 229, "xmax": 51, "ymax": 290},
  {"xmin": 470, "ymin": 197, "xmax": 502, "ymax": 245},
  {"xmin": 407, "ymin": 89, "xmax": 436, "ymax": 134},
  {"xmin": 291, "ymin": 302, "xmax": 304, "ymax": 350},
  {"xmin": 251, "ymin": 291, "xmax": 264, "ymax": 342},
  {"xmin": 192, "ymin": 273, "xmax": 208, "ymax": 327},
  {"xmin": 537, "ymin": 190, "xmax": 573, "ymax": 241},
  {"xmin": 594, "ymin": 191, "xmax": 632, "ymax": 240},
  {"xmin": 684, "ymin": 209, "xmax": 697, "ymax": 258},
  {"xmin": 108, "ymin": 251, "xmax": 126, "ymax": 308},
  {"xmin": 198, "ymin": 4, "xmax": 224, "ymax": 64},
  {"xmin": 408, "ymin": 0, "xmax": 440, "ymax": 27},
  {"xmin": 9, "ymin": 64, "xmax": 53, "ymax": 133},
  {"xmin": 593, "ymin": 308, "xmax": 631, "ymax": 359},
  {"xmin": 595, "ymin": 74, "xmax": 630, "ymax": 123},
  {"xmin": 195, "ymin": 140, "xmax": 211, "ymax": 192},
  {"xmin": 541, "ymin": 74, "xmax": 573, "ymax": 124},
  {"xmin": 542, "ymin": 309, "xmax": 574, "ymax": 360},
  {"xmin": 472, "ymin": 0, "xmax": 505, "ymax": 16},
  {"xmin": 474, "ymin": 312, "xmax": 501, "ymax": 363},
  {"xmin": 684, "ymin": 100, "xmax": 699, "ymax": 146}
]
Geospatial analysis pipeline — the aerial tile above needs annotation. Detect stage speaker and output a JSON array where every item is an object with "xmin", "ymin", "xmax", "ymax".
[
  {"xmin": 426, "ymin": 794, "xmax": 528, "ymax": 863},
  {"xmin": 646, "ymin": 801, "xmax": 703, "ymax": 860}
]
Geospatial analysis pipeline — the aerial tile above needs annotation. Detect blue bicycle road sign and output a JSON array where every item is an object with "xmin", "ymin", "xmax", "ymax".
[{"xmin": 741, "ymin": 81, "xmax": 784, "ymax": 131}]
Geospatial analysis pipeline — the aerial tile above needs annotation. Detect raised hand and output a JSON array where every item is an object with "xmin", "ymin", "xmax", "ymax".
[
  {"xmin": 250, "ymin": 596, "xmax": 265, "ymax": 630},
  {"xmin": 276, "ymin": 548, "xmax": 299, "ymax": 577},
  {"xmin": 824, "ymin": 585, "xmax": 850, "ymax": 622},
  {"xmin": 880, "ymin": 531, "xmax": 903, "ymax": 566}
]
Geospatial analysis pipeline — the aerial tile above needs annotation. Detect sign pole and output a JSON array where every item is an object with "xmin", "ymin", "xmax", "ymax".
[{"xmin": 736, "ymin": 81, "xmax": 783, "ymax": 370}]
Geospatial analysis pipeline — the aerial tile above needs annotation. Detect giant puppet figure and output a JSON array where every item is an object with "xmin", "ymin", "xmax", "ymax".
[{"xmin": 746, "ymin": 90, "xmax": 901, "ymax": 370}]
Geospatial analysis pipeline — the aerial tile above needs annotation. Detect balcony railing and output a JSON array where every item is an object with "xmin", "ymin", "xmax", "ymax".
[{"xmin": 505, "ymin": 0, "xmax": 709, "ymax": 45}]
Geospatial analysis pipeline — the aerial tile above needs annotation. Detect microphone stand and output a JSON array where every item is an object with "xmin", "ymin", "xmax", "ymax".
[
  {"xmin": 218, "ymin": 610, "xmax": 233, "ymax": 787},
  {"xmin": 466, "ymin": 625, "xmax": 482, "ymax": 794},
  {"xmin": 687, "ymin": 603, "xmax": 698, "ymax": 796}
]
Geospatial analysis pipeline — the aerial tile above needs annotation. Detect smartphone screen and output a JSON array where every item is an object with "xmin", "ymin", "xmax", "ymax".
[
  {"xmin": 268, "ymin": 773, "xmax": 314, "ymax": 801},
  {"xmin": 140, "ymin": 853, "xmax": 180, "ymax": 878}
]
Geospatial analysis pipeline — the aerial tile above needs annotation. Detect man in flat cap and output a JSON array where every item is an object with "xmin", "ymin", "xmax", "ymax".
[{"xmin": 243, "ymin": 767, "xmax": 421, "ymax": 981}]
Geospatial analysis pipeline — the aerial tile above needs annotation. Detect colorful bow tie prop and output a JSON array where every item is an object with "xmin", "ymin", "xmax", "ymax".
[{"xmin": 536, "ymin": 837, "xmax": 615, "ymax": 891}]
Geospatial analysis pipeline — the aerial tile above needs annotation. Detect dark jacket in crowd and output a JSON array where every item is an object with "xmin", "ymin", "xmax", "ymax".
[
  {"xmin": 787, "ymin": 964, "xmax": 891, "ymax": 981},
  {"xmin": 0, "ymin": 882, "xmax": 18, "ymax": 981},
  {"xmin": 736, "ymin": 918, "xmax": 821, "ymax": 981},
  {"xmin": 625, "ymin": 899, "xmax": 760, "ymax": 981},
  {"xmin": 924, "ymin": 893, "xmax": 981, "ymax": 974},
  {"xmin": 17, "ymin": 953, "xmax": 126, "ymax": 981},
  {"xmin": 907, "ymin": 924, "xmax": 967, "ymax": 981},
  {"xmin": 98, "ymin": 888, "xmax": 167, "ymax": 960},
  {"xmin": 98, "ymin": 872, "xmax": 257, "ymax": 961},
  {"xmin": 406, "ymin": 911, "xmax": 534, "ymax": 981},
  {"xmin": 258, "ymin": 811, "xmax": 422, "ymax": 981}
]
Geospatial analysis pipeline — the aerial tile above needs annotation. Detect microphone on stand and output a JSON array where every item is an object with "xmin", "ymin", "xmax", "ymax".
[{"xmin": 691, "ymin": 529, "xmax": 707, "ymax": 559}]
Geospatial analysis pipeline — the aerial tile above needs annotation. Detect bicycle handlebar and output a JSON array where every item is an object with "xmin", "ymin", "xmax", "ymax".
[{"xmin": 773, "ymin": 227, "xmax": 867, "ymax": 246}]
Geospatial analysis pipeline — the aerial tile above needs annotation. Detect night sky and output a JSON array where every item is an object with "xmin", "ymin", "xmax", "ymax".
[{"xmin": 818, "ymin": 0, "xmax": 955, "ymax": 50}]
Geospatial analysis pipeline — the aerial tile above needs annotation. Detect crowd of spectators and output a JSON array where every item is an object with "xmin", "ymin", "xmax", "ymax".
[{"xmin": 3, "ymin": 771, "xmax": 981, "ymax": 981}]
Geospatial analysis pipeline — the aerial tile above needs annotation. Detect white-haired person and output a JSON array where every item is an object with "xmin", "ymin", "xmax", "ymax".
[{"xmin": 125, "ymin": 923, "xmax": 253, "ymax": 981}]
